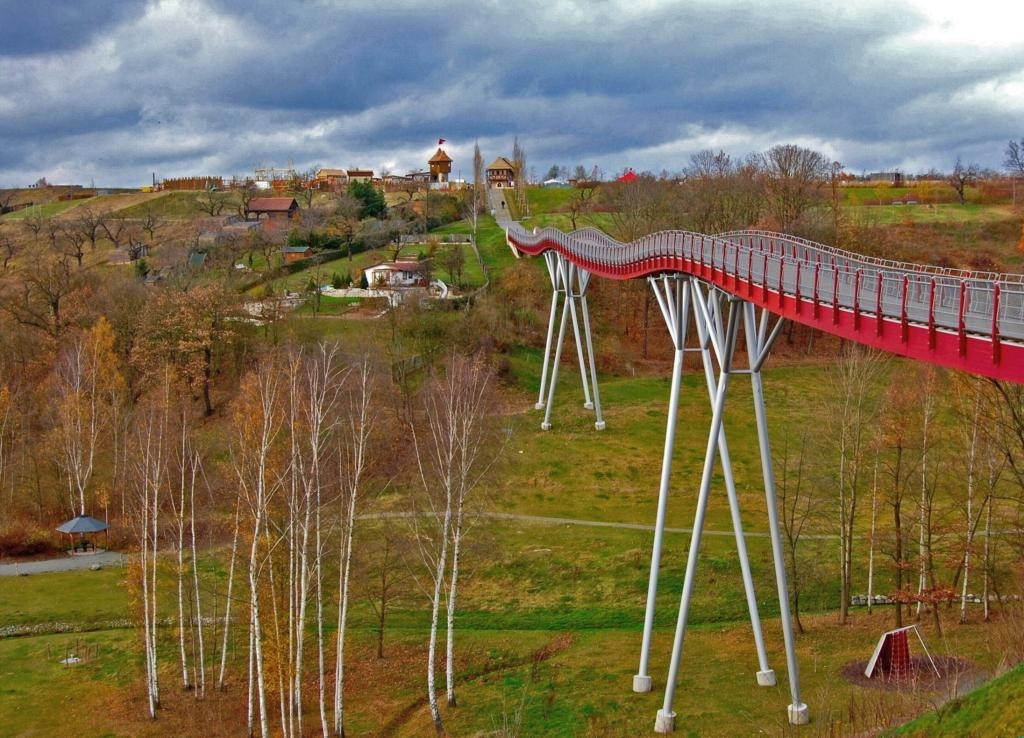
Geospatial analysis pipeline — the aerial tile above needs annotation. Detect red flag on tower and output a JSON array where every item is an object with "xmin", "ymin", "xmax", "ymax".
[{"xmin": 438, "ymin": 138, "xmax": 446, "ymax": 146}]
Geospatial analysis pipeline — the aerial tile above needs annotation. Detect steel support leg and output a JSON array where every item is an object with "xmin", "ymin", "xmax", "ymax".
[
  {"xmin": 566, "ymin": 263, "xmax": 594, "ymax": 410},
  {"xmin": 536, "ymin": 254, "xmax": 604, "ymax": 430},
  {"xmin": 655, "ymin": 297, "xmax": 742, "ymax": 734},
  {"xmin": 536, "ymin": 252, "xmax": 562, "ymax": 410},
  {"xmin": 579, "ymin": 280, "xmax": 606, "ymax": 431},
  {"xmin": 541, "ymin": 275, "xmax": 572, "ymax": 431},
  {"xmin": 635, "ymin": 277, "xmax": 688, "ymax": 692},
  {"xmin": 743, "ymin": 303, "xmax": 808, "ymax": 725},
  {"xmin": 692, "ymin": 294, "xmax": 773, "ymax": 686}
]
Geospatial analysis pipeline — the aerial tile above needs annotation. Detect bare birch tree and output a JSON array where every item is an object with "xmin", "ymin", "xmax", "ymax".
[
  {"xmin": 218, "ymin": 493, "xmax": 243, "ymax": 691},
  {"xmin": 412, "ymin": 354, "xmax": 497, "ymax": 732},
  {"xmin": 53, "ymin": 317, "xmax": 124, "ymax": 516},
  {"xmin": 830, "ymin": 344, "xmax": 884, "ymax": 623},
  {"xmin": 232, "ymin": 360, "xmax": 285, "ymax": 738},
  {"xmin": 131, "ymin": 375, "xmax": 173, "ymax": 719},
  {"xmin": 333, "ymin": 356, "xmax": 374, "ymax": 738}
]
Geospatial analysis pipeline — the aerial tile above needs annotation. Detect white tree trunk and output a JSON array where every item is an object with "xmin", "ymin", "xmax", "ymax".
[
  {"xmin": 867, "ymin": 446, "xmax": 879, "ymax": 615},
  {"xmin": 248, "ymin": 523, "xmax": 269, "ymax": 738},
  {"xmin": 176, "ymin": 431, "xmax": 191, "ymax": 690},
  {"xmin": 983, "ymin": 494, "xmax": 992, "ymax": 622},
  {"xmin": 218, "ymin": 495, "xmax": 242, "ymax": 691},
  {"xmin": 332, "ymin": 356, "xmax": 370, "ymax": 738},
  {"xmin": 188, "ymin": 453, "xmax": 206, "ymax": 696},
  {"xmin": 916, "ymin": 391, "xmax": 933, "ymax": 617},
  {"xmin": 426, "ymin": 518, "xmax": 451, "ymax": 735},
  {"xmin": 445, "ymin": 520, "xmax": 461, "ymax": 707}
]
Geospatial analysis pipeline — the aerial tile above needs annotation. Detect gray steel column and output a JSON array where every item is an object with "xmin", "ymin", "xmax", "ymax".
[
  {"xmin": 655, "ymin": 295, "xmax": 742, "ymax": 734},
  {"xmin": 535, "ymin": 251, "xmax": 561, "ymax": 410},
  {"xmin": 565, "ymin": 262, "xmax": 594, "ymax": 410},
  {"xmin": 578, "ymin": 270, "xmax": 605, "ymax": 430},
  {"xmin": 743, "ymin": 303, "xmax": 808, "ymax": 725},
  {"xmin": 541, "ymin": 260, "xmax": 572, "ymax": 431},
  {"xmin": 635, "ymin": 276, "xmax": 688, "ymax": 692},
  {"xmin": 690, "ymin": 286, "xmax": 774, "ymax": 686}
]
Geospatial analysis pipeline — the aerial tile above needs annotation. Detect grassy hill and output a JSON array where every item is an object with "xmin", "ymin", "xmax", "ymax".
[{"xmin": 888, "ymin": 662, "xmax": 1024, "ymax": 737}]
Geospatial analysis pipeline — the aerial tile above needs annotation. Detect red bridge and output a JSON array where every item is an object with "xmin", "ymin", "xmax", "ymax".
[
  {"xmin": 505, "ymin": 222, "xmax": 1023, "ymax": 733},
  {"xmin": 508, "ymin": 225, "xmax": 1024, "ymax": 382}
]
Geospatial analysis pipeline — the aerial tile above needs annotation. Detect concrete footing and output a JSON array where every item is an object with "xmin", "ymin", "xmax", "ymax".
[
  {"xmin": 534, "ymin": 401, "xmax": 545, "ymax": 410},
  {"xmin": 541, "ymin": 422, "xmax": 552, "ymax": 431},
  {"xmin": 654, "ymin": 709, "xmax": 676, "ymax": 733},
  {"xmin": 584, "ymin": 401, "xmax": 594, "ymax": 410},
  {"xmin": 788, "ymin": 702, "xmax": 809, "ymax": 725},
  {"xmin": 632, "ymin": 674, "xmax": 652, "ymax": 693},
  {"xmin": 756, "ymin": 669, "xmax": 776, "ymax": 686},
  {"xmin": 595, "ymin": 420, "xmax": 606, "ymax": 431}
]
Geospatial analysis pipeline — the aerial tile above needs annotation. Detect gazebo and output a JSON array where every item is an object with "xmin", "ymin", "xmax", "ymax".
[{"xmin": 56, "ymin": 515, "xmax": 109, "ymax": 553}]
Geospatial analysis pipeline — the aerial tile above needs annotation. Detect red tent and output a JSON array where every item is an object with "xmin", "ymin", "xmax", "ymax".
[{"xmin": 617, "ymin": 168, "xmax": 637, "ymax": 182}]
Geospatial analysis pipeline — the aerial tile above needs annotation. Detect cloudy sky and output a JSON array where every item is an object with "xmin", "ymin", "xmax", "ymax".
[{"xmin": 1, "ymin": 0, "xmax": 1022, "ymax": 187}]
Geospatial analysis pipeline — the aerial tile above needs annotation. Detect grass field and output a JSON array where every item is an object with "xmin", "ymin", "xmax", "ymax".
[
  {"xmin": 0, "ymin": 200, "xmax": 86, "ymax": 221},
  {"xmin": 1, "ymin": 355, "xmax": 1018, "ymax": 736}
]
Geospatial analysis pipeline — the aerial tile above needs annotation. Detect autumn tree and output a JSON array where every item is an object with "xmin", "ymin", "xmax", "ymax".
[
  {"xmin": 412, "ymin": 354, "xmax": 498, "ymax": 731},
  {"xmin": 333, "ymin": 356, "xmax": 375, "ymax": 737},
  {"xmin": 566, "ymin": 180, "xmax": 599, "ymax": 230},
  {"xmin": 948, "ymin": 157, "xmax": 979, "ymax": 205},
  {"xmin": 0, "ymin": 229, "xmax": 19, "ymax": 270},
  {"xmin": 757, "ymin": 144, "xmax": 829, "ymax": 231},
  {"xmin": 511, "ymin": 136, "xmax": 528, "ymax": 215},
  {"xmin": 950, "ymin": 375, "xmax": 1002, "ymax": 622},
  {"xmin": 71, "ymin": 206, "xmax": 106, "ymax": 252},
  {"xmin": 776, "ymin": 426, "xmax": 822, "ymax": 634},
  {"xmin": 328, "ymin": 194, "xmax": 363, "ymax": 261},
  {"xmin": 128, "ymin": 374, "xmax": 174, "ymax": 719},
  {"xmin": 828, "ymin": 344, "xmax": 885, "ymax": 624},
  {"xmin": 1007, "ymin": 139, "xmax": 1024, "ymax": 177},
  {"xmin": 197, "ymin": 188, "xmax": 230, "ymax": 217},
  {"xmin": 682, "ymin": 149, "xmax": 762, "ymax": 232},
  {"xmin": 52, "ymin": 317, "xmax": 125, "ymax": 516},
  {"xmin": 231, "ymin": 358, "xmax": 286, "ymax": 738},
  {"xmin": 878, "ymin": 365, "xmax": 925, "ymax": 629},
  {"xmin": 471, "ymin": 141, "xmax": 484, "ymax": 237},
  {"xmin": 132, "ymin": 284, "xmax": 239, "ymax": 416},
  {"xmin": 139, "ymin": 205, "xmax": 164, "ymax": 243}
]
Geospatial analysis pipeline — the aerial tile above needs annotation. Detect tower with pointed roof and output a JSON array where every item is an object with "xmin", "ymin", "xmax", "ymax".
[{"xmin": 429, "ymin": 147, "xmax": 453, "ymax": 184}]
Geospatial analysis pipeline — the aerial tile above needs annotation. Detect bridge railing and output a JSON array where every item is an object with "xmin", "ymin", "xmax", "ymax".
[{"xmin": 508, "ymin": 224, "xmax": 1024, "ymax": 343}]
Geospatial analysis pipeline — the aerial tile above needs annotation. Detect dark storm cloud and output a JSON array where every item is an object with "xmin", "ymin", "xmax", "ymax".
[
  {"xmin": 0, "ymin": 0, "xmax": 1020, "ymax": 186},
  {"xmin": 0, "ymin": 0, "xmax": 147, "ymax": 56}
]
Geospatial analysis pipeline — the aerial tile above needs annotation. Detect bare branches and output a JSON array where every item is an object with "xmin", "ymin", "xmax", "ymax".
[
  {"xmin": 1005, "ymin": 139, "xmax": 1024, "ymax": 177},
  {"xmin": 948, "ymin": 156, "xmax": 979, "ymax": 205}
]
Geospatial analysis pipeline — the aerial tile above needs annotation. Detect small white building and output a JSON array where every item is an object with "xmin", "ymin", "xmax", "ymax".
[{"xmin": 363, "ymin": 259, "xmax": 431, "ymax": 288}]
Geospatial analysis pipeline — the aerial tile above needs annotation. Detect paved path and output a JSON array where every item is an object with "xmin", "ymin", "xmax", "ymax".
[
  {"xmin": 0, "ymin": 551, "xmax": 125, "ymax": 576},
  {"xmin": 367, "ymin": 510, "xmax": 839, "ymax": 540}
]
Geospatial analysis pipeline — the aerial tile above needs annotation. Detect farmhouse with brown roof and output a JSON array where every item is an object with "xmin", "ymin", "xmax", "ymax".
[
  {"xmin": 486, "ymin": 157, "xmax": 516, "ymax": 188},
  {"xmin": 246, "ymin": 197, "xmax": 299, "ymax": 231}
]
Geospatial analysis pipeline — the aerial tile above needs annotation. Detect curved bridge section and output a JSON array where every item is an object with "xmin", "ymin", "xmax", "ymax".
[
  {"xmin": 507, "ymin": 220, "xmax": 1023, "ymax": 733},
  {"xmin": 508, "ymin": 224, "xmax": 1024, "ymax": 383}
]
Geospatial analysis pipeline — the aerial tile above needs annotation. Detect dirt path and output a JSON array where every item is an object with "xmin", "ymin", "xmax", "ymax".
[{"xmin": 0, "ymin": 550, "xmax": 125, "ymax": 576}]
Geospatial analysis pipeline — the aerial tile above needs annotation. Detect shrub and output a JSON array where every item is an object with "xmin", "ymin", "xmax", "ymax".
[{"xmin": 0, "ymin": 526, "xmax": 62, "ymax": 558}]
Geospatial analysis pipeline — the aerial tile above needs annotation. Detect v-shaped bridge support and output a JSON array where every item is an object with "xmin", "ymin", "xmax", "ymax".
[
  {"xmin": 633, "ymin": 276, "xmax": 807, "ymax": 732},
  {"xmin": 535, "ymin": 251, "xmax": 605, "ymax": 431}
]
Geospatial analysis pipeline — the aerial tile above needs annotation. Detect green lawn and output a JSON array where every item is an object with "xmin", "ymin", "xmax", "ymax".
[
  {"xmin": 113, "ymin": 191, "xmax": 205, "ymax": 219},
  {"xmin": 845, "ymin": 202, "xmax": 1018, "ymax": 227},
  {"xmin": 0, "ymin": 200, "xmax": 87, "ymax": 221},
  {"xmin": 526, "ymin": 187, "xmax": 577, "ymax": 213},
  {"xmin": 888, "ymin": 662, "xmax": 1024, "ymax": 737}
]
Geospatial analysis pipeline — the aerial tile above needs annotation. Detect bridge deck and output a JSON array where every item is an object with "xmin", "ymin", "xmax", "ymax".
[{"xmin": 508, "ymin": 225, "xmax": 1024, "ymax": 383}]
